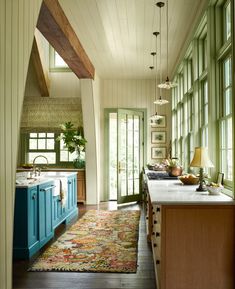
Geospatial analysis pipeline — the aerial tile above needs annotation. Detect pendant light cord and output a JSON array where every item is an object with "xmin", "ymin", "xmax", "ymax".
[
  {"xmin": 167, "ymin": 0, "xmax": 169, "ymax": 78},
  {"xmin": 159, "ymin": 4, "xmax": 162, "ymax": 98}
]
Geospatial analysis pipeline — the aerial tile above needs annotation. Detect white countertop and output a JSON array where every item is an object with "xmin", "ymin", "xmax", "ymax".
[
  {"xmin": 15, "ymin": 171, "xmax": 77, "ymax": 188},
  {"xmin": 147, "ymin": 179, "xmax": 235, "ymax": 205}
]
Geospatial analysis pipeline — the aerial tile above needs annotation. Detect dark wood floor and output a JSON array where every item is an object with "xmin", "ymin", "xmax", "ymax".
[{"xmin": 13, "ymin": 202, "xmax": 156, "ymax": 289}]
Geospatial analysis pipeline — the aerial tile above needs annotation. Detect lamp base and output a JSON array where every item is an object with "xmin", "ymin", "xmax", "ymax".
[
  {"xmin": 196, "ymin": 168, "xmax": 207, "ymax": 192},
  {"xmin": 196, "ymin": 185, "xmax": 207, "ymax": 192}
]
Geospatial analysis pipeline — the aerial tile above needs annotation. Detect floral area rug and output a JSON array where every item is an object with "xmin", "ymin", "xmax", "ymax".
[{"xmin": 29, "ymin": 210, "xmax": 140, "ymax": 273}]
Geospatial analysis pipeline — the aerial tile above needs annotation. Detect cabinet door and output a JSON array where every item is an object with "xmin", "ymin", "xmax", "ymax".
[
  {"xmin": 52, "ymin": 195, "xmax": 63, "ymax": 228},
  {"xmin": 77, "ymin": 171, "xmax": 86, "ymax": 203},
  {"xmin": 39, "ymin": 182, "xmax": 54, "ymax": 247},
  {"xmin": 28, "ymin": 187, "xmax": 39, "ymax": 247},
  {"xmin": 67, "ymin": 175, "xmax": 77, "ymax": 211}
]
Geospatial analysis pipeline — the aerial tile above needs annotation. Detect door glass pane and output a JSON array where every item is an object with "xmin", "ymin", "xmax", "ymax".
[
  {"xmin": 127, "ymin": 115, "xmax": 133, "ymax": 196},
  {"xmin": 119, "ymin": 114, "xmax": 127, "ymax": 197},
  {"xmin": 109, "ymin": 113, "xmax": 117, "ymax": 199}
]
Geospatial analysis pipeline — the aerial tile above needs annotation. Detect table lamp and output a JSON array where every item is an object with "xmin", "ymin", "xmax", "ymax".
[{"xmin": 190, "ymin": 147, "xmax": 214, "ymax": 191}]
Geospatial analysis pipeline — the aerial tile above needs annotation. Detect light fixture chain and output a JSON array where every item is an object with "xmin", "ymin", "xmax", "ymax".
[{"xmin": 167, "ymin": 0, "xmax": 169, "ymax": 76}]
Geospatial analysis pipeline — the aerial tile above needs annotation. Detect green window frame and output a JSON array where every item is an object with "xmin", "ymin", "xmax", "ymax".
[{"xmin": 22, "ymin": 131, "xmax": 79, "ymax": 167}]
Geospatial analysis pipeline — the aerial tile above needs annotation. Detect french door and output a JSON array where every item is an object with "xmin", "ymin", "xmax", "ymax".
[{"xmin": 107, "ymin": 109, "xmax": 144, "ymax": 204}]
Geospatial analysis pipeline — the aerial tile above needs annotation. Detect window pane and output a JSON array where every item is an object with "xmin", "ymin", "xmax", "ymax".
[
  {"xmin": 30, "ymin": 133, "xmax": 37, "ymax": 138},
  {"xmin": 47, "ymin": 133, "xmax": 54, "ymax": 138},
  {"xmin": 38, "ymin": 139, "xmax": 46, "ymax": 149},
  {"xmin": 47, "ymin": 139, "xmax": 54, "ymax": 150},
  {"xmin": 38, "ymin": 133, "xmax": 46, "ymax": 138},
  {"xmin": 60, "ymin": 150, "xmax": 68, "ymax": 162},
  {"xmin": 29, "ymin": 139, "xmax": 37, "ymax": 150},
  {"xmin": 28, "ymin": 152, "xmax": 56, "ymax": 164},
  {"xmin": 55, "ymin": 51, "xmax": 68, "ymax": 68},
  {"xmin": 225, "ymin": 2, "xmax": 231, "ymax": 41},
  {"xmin": 224, "ymin": 58, "xmax": 231, "ymax": 88}
]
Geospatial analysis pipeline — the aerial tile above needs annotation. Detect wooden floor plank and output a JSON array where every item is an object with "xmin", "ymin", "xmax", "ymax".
[{"xmin": 13, "ymin": 202, "xmax": 156, "ymax": 289}]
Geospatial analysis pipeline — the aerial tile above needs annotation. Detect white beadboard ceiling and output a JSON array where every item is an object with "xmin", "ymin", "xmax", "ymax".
[{"xmin": 59, "ymin": 0, "xmax": 208, "ymax": 79}]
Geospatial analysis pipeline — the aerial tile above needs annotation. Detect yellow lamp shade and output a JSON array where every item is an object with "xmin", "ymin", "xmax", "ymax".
[{"xmin": 190, "ymin": 147, "xmax": 214, "ymax": 168}]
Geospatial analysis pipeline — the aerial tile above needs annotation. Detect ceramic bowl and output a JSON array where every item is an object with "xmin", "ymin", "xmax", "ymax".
[{"xmin": 206, "ymin": 185, "xmax": 224, "ymax": 195}]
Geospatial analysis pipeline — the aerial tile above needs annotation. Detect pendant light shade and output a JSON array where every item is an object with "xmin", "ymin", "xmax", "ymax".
[{"xmin": 158, "ymin": 0, "xmax": 177, "ymax": 89}]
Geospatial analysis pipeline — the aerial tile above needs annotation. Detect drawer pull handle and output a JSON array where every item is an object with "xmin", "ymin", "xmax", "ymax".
[
  {"xmin": 146, "ymin": 217, "xmax": 148, "ymax": 220},
  {"xmin": 154, "ymin": 220, "xmax": 157, "ymax": 224},
  {"xmin": 152, "ymin": 212, "xmax": 155, "ymax": 215},
  {"xmin": 32, "ymin": 194, "xmax": 36, "ymax": 200},
  {"xmin": 152, "ymin": 232, "xmax": 155, "ymax": 235},
  {"xmin": 156, "ymin": 260, "xmax": 160, "ymax": 265},
  {"xmin": 156, "ymin": 207, "xmax": 160, "ymax": 212},
  {"xmin": 154, "ymin": 243, "xmax": 157, "ymax": 247},
  {"xmin": 68, "ymin": 181, "xmax": 72, "ymax": 184},
  {"xmin": 156, "ymin": 232, "xmax": 160, "ymax": 237}
]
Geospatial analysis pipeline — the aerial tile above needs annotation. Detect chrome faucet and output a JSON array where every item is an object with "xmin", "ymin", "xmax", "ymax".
[{"xmin": 32, "ymin": 155, "xmax": 49, "ymax": 176}]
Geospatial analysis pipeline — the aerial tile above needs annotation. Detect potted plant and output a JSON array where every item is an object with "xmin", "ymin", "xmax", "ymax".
[{"xmin": 57, "ymin": 122, "xmax": 87, "ymax": 169}]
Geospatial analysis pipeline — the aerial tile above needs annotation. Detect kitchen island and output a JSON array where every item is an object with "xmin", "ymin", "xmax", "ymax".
[
  {"xmin": 145, "ymin": 177, "xmax": 235, "ymax": 289},
  {"xmin": 14, "ymin": 171, "xmax": 78, "ymax": 259}
]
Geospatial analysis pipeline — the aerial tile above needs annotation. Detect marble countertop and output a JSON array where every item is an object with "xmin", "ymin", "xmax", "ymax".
[
  {"xmin": 15, "ymin": 171, "xmax": 77, "ymax": 188},
  {"xmin": 147, "ymin": 179, "xmax": 235, "ymax": 205}
]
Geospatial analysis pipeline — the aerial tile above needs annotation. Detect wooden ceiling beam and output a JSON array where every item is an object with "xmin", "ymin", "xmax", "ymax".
[
  {"xmin": 37, "ymin": 0, "xmax": 95, "ymax": 79},
  {"xmin": 32, "ymin": 33, "xmax": 50, "ymax": 97}
]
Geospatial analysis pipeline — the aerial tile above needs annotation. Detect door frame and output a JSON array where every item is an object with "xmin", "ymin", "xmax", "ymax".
[{"xmin": 104, "ymin": 108, "xmax": 147, "ymax": 201}]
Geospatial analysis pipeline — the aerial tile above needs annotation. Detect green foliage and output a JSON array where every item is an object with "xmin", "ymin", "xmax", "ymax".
[{"xmin": 57, "ymin": 122, "xmax": 87, "ymax": 156}]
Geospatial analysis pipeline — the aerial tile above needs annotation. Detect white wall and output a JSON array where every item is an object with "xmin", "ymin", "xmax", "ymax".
[
  {"xmin": 99, "ymin": 79, "xmax": 172, "ymax": 200},
  {"xmin": 81, "ymin": 76, "xmax": 101, "ymax": 204},
  {"xmin": 0, "ymin": 1, "xmax": 42, "ymax": 288}
]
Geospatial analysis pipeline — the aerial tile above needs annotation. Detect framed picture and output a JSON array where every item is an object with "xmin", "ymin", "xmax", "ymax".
[
  {"xmin": 217, "ymin": 172, "xmax": 224, "ymax": 185},
  {"xmin": 151, "ymin": 131, "xmax": 166, "ymax": 144},
  {"xmin": 151, "ymin": 147, "xmax": 166, "ymax": 159},
  {"xmin": 151, "ymin": 115, "xmax": 166, "ymax": 128}
]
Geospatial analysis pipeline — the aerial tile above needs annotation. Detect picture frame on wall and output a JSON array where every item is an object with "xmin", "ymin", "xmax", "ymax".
[
  {"xmin": 151, "ymin": 115, "xmax": 166, "ymax": 128},
  {"xmin": 151, "ymin": 147, "xmax": 166, "ymax": 159},
  {"xmin": 151, "ymin": 131, "xmax": 166, "ymax": 144}
]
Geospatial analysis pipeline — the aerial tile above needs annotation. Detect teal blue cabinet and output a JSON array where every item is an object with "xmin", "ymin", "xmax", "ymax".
[
  {"xmin": 13, "ymin": 182, "xmax": 55, "ymax": 259},
  {"xmin": 14, "ymin": 174, "xmax": 78, "ymax": 259}
]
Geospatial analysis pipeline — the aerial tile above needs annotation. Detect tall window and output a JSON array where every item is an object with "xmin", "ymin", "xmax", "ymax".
[{"xmin": 220, "ymin": 56, "xmax": 232, "ymax": 182}]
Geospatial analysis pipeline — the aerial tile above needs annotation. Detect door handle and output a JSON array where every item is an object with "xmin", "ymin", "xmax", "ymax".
[{"xmin": 118, "ymin": 162, "xmax": 125, "ymax": 174}]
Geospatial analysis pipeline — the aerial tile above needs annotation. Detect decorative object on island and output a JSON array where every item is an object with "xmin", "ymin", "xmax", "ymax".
[
  {"xmin": 190, "ymin": 147, "xmax": 214, "ymax": 192},
  {"xmin": 57, "ymin": 122, "xmax": 87, "ymax": 169},
  {"xmin": 166, "ymin": 158, "xmax": 182, "ymax": 177},
  {"xmin": 151, "ymin": 131, "xmax": 166, "ymax": 144},
  {"xmin": 206, "ymin": 182, "xmax": 224, "ymax": 195},
  {"xmin": 151, "ymin": 147, "xmax": 166, "ymax": 159},
  {"xmin": 217, "ymin": 172, "xmax": 224, "ymax": 185},
  {"xmin": 179, "ymin": 174, "xmax": 199, "ymax": 185}
]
